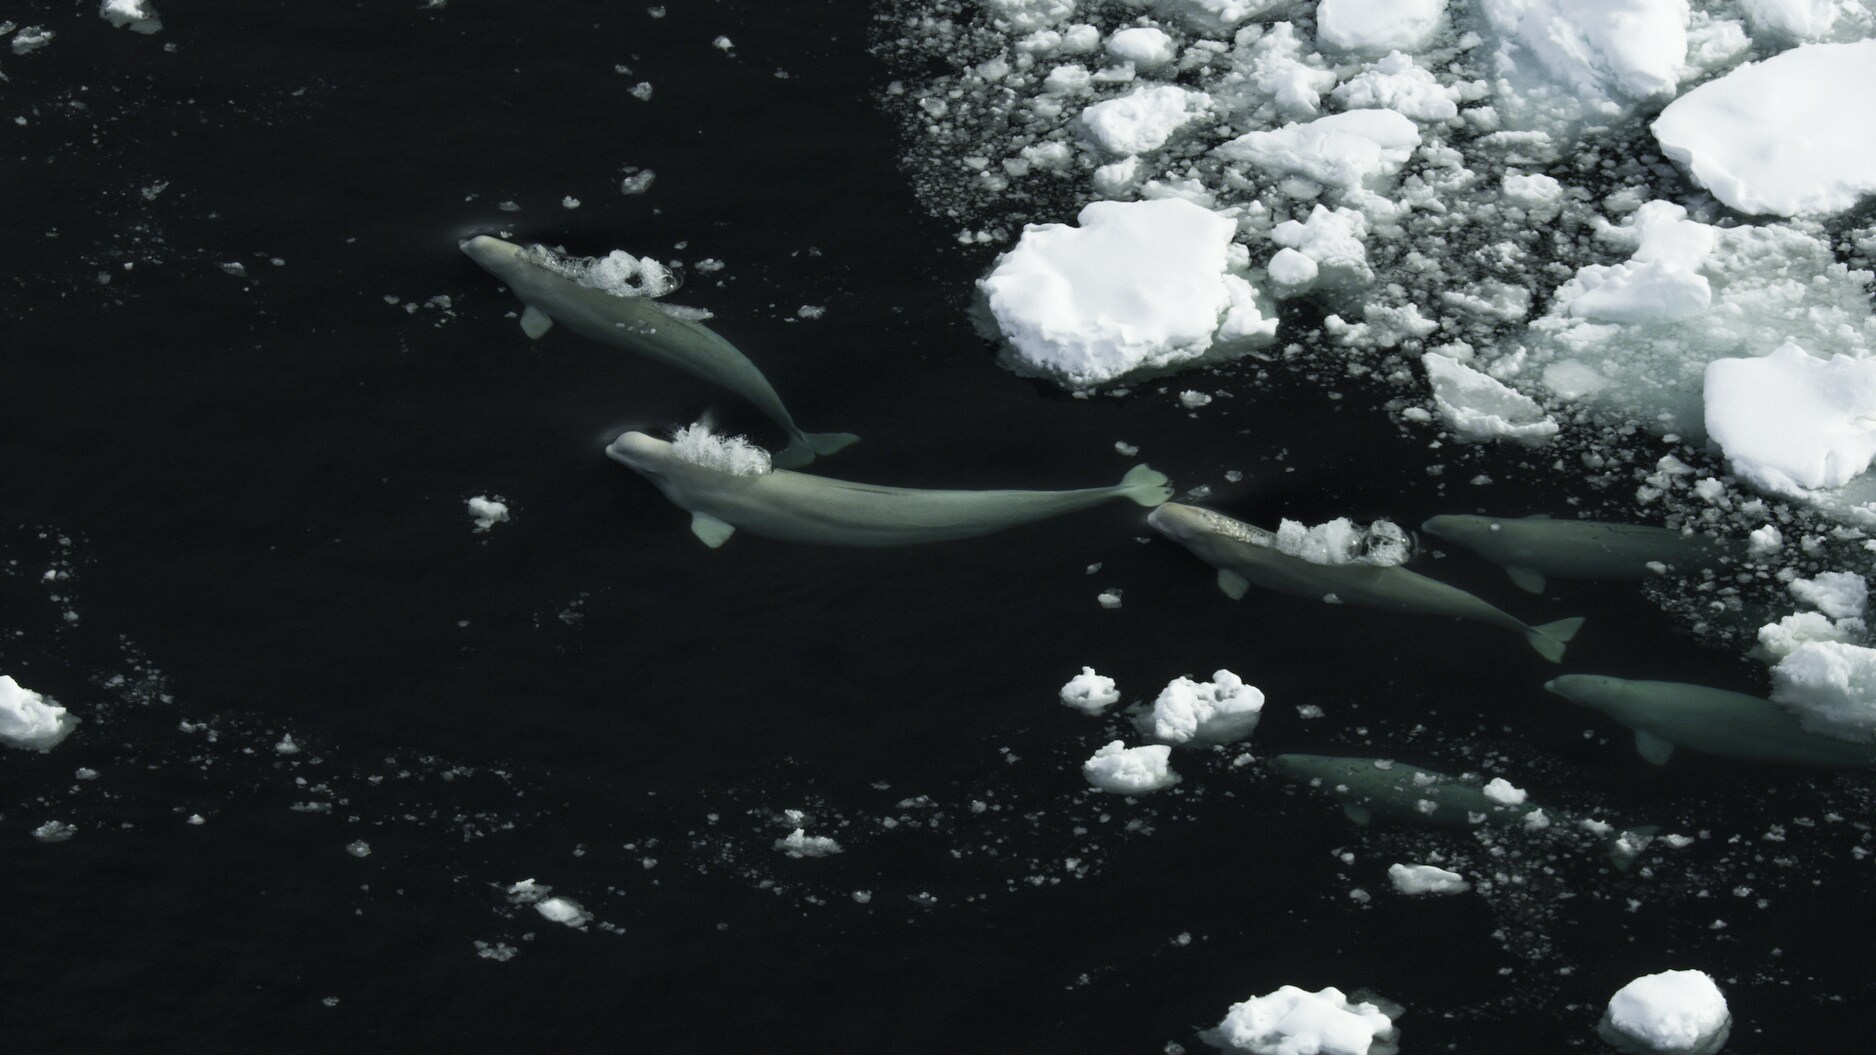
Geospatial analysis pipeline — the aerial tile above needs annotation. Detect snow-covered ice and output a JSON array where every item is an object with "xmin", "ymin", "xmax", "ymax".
[
  {"xmin": 1771, "ymin": 641, "xmax": 1876, "ymax": 742},
  {"xmin": 668, "ymin": 422, "xmax": 773, "ymax": 476},
  {"xmin": 1206, "ymin": 985, "xmax": 1398, "ymax": 1055},
  {"xmin": 0, "ymin": 675, "xmax": 77, "ymax": 752},
  {"xmin": 978, "ymin": 198, "xmax": 1276, "ymax": 388},
  {"xmin": 1082, "ymin": 740, "xmax": 1180, "ymax": 794},
  {"xmin": 1138, "ymin": 669, "xmax": 1264, "ymax": 745},
  {"xmin": 774, "ymin": 828, "xmax": 844, "ymax": 858},
  {"xmin": 1788, "ymin": 571, "xmax": 1868, "ymax": 621},
  {"xmin": 1653, "ymin": 41, "xmax": 1876, "ymax": 216},
  {"xmin": 1482, "ymin": 777, "xmax": 1527, "ymax": 806},
  {"xmin": 1317, "ymin": 0, "xmax": 1445, "ymax": 54},
  {"xmin": 1106, "ymin": 26, "xmax": 1179, "ymax": 71},
  {"xmin": 1703, "ymin": 342, "xmax": 1876, "ymax": 496},
  {"xmin": 1215, "ymin": 109, "xmax": 1421, "ymax": 194},
  {"xmin": 1387, "ymin": 862, "xmax": 1469, "ymax": 895},
  {"xmin": 535, "ymin": 896, "xmax": 590, "ymax": 928},
  {"xmin": 1422, "ymin": 352, "xmax": 1558, "ymax": 444},
  {"xmin": 1480, "ymin": 0, "xmax": 1691, "ymax": 132},
  {"xmin": 1079, "ymin": 85, "xmax": 1213, "ymax": 155},
  {"xmin": 1598, "ymin": 970, "xmax": 1731, "ymax": 1054},
  {"xmin": 466, "ymin": 495, "xmax": 510, "ymax": 533},
  {"xmin": 1059, "ymin": 666, "xmax": 1121, "ymax": 714},
  {"xmin": 100, "ymin": 0, "xmax": 162, "ymax": 34}
]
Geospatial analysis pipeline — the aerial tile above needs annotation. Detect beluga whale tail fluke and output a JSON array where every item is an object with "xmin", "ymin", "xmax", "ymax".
[
  {"xmin": 1118, "ymin": 463, "xmax": 1174, "ymax": 507},
  {"xmin": 459, "ymin": 234, "xmax": 857, "ymax": 467},
  {"xmin": 1526, "ymin": 617, "xmax": 1586, "ymax": 663}
]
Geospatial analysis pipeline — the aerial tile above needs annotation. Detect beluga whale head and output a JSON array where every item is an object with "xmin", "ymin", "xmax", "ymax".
[
  {"xmin": 1544, "ymin": 674, "xmax": 1627, "ymax": 715},
  {"xmin": 605, "ymin": 431, "xmax": 677, "ymax": 477},
  {"xmin": 1420, "ymin": 514, "xmax": 1497, "ymax": 545}
]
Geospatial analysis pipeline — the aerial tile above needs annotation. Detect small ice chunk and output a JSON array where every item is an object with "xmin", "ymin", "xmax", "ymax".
[
  {"xmin": 1423, "ymin": 352, "xmax": 1559, "ymax": 444},
  {"xmin": 561, "ymin": 196, "xmax": 581, "ymax": 210},
  {"xmin": 1331, "ymin": 51, "xmax": 1462, "ymax": 122},
  {"xmin": 1790, "ymin": 571, "xmax": 1868, "ymax": 620},
  {"xmin": 345, "ymin": 840, "xmax": 372, "ymax": 858},
  {"xmin": 33, "ymin": 821, "xmax": 76, "ymax": 843},
  {"xmin": 1083, "ymin": 741, "xmax": 1180, "ymax": 794},
  {"xmin": 1757, "ymin": 610, "xmax": 1864, "ymax": 661},
  {"xmin": 1771, "ymin": 641, "xmax": 1876, "ymax": 742},
  {"xmin": 1388, "ymin": 862, "xmax": 1470, "ymax": 895},
  {"xmin": 1059, "ymin": 667, "xmax": 1121, "ymax": 714},
  {"xmin": 1598, "ymin": 970, "xmax": 1730, "ymax": 1055},
  {"xmin": 467, "ymin": 495, "xmax": 510, "ymax": 533},
  {"xmin": 1269, "ymin": 206, "xmax": 1371, "ymax": 294},
  {"xmin": 0, "ymin": 676, "xmax": 77, "ymax": 752},
  {"xmin": 1482, "ymin": 777, "xmax": 1527, "ymax": 806},
  {"xmin": 1078, "ymin": 84, "xmax": 1212, "ymax": 155},
  {"xmin": 10, "ymin": 26, "xmax": 54, "ymax": 54},
  {"xmin": 1106, "ymin": 27, "xmax": 1178, "ymax": 70},
  {"xmin": 1215, "ymin": 109, "xmax": 1422, "ymax": 193},
  {"xmin": 1180, "ymin": 390, "xmax": 1213, "ymax": 409},
  {"xmin": 100, "ymin": 0, "xmax": 163, "ymax": 34},
  {"xmin": 535, "ymin": 896, "xmax": 590, "ymax": 927},
  {"xmin": 1207, "ymin": 985, "xmax": 1398, "ymax": 1055},
  {"xmin": 668, "ymin": 423, "xmax": 772, "ymax": 476},
  {"xmin": 1703, "ymin": 342, "xmax": 1876, "ymax": 495},
  {"xmin": 1747, "ymin": 525, "xmax": 1783, "ymax": 556},
  {"xmin": 1097, "ymin": 590, "xmax": 1124, "ymax": 609},
  {"xmin": 619, "ymin": 169, "xmax": 656, "ymax": 195},
  {"xmin": 1139, "ymin": 669, "xmax": 1265, "ymax": 745},
  {"xmin": 774, "ymin": 828, "xmax": 844, "ymax": 858},
  {"xmin": 1272, "ymin": 518, "xmax": 1411, "ymax": 566},
  {"xmin": 1317, "ymin": 0, "xmax": 1445, "ymax": 53},
  {"xmin": 1556, "ymin": 201, "xmax": 1716, "ymax": 324},
  {"xmin": 1653, "ymin": 41, "xmax": 1876, "ymax": 216}
]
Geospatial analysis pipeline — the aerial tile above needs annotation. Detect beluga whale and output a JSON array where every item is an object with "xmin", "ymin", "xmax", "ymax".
[
  {"xmin": 607, "ymin": 425, "xmax": 1173, "ymax": 548},
  {"xmin": 1421, "ymin": 514, "xmax": 1744, "ymax": 594},
  {"xmin": 460, "ymin": 235, "xmax": 857, "ymax": 469},
  {"xmin": 1148, "ymin": 503, "xmax": 1585, "ymax": 662},
  {"xmin": 1545, "ymin": 674, "xmax": 1876, "ymax": 768}
]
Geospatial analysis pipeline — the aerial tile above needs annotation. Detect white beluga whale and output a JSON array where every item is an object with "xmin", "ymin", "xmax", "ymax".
[
  {"xmin": 1421, "ymin": 514, "xmax": 1744, "ymax": 594},
  {"xmin": 1148, "ymin": 503, "xmax": 1585, "ymax": 662},
  {"xmin": 606, "ymin": 427, "xmax": 1172, "ymax": 548},
  {"xmin": 1545, "ymin": 674, "xmax": 1876, "ymax": 768},
  {"xmin": 460, "ymin": 235, "xmax": 857, "ymax": 469},
  {"xmin": 1267, "ymin": 753, "xmax": 1656, "ymax": 869}
]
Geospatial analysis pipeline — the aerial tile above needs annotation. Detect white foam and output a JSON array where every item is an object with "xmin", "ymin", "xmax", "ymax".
[
  {"xmin": 1139, "ymin": 669, "xmax": 1264, "ymax": 745},
  {"xmin": 1209, "ymin": 985, "xmax": 1398, "ymax": 1055},
  {"xmin": 1272, "ymin": 518, "xmax": 1410, "ymax": 566},
  {"xmin": 1082, "ymin": 740, "xmax": 1180, "ymax": 794},
  {"xmin": 1059, "ymin": 666, "xmax": 1121, "ymax": 714},
  {"xmin": 1653, "ymin": 41, "xmax": 1876, "ymax": 216},
  {"xmin": 0, "ymin": 675, "xmax": 77, "ymax": 752},
  {"xmin": 1599, "ymin": 970, "xmax": 1730, "ymax": 1055},
  {"xmin": 668, "ymin": 423, "xmax": 773, "ymax": 476},
  {"xmin": 1387, "ymin": 862, "xmax": 1470, "ymax": 895}
]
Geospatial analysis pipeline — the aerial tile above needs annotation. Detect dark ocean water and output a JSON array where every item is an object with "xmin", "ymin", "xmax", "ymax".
[{"xmin": 4, "ymin": 2, "xmax": 1873, "ymax": 1052}]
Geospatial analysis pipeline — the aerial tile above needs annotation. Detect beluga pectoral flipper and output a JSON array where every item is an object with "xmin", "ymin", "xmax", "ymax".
[
  {"xmin": 460, "ymin": 235, "xmax": 857, "ymax": 468},
  {"xmin": 606, "ymin": 425, "xmax": 1171, "ymax": 548},
  {"xmin": 1148, "ymin": 502, "xmax": 1585, "ymax": 662}
]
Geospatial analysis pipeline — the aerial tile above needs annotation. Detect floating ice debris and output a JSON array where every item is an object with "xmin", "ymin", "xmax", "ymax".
[
  {"xmin": 100, "ymin": 0, "xmax": 162, "ymax": 34},
  {"xmin": 1483, "ymin": 778, "xmax": 1527, "ymax": 806},
  {"xmin": 1789, "ymin": 571, "xmax": 1869, "ymax": 621},
  {"xmin": 1267, "ymin": 206, "xmax": 1371, "ymax": 300},
  {"xmin": 1653, "ymin": 41, "xmax": 1876, "ymax": 216},
  {"xmin": 33, "ymin": 821, "xmax": 76, "ymax": 843},
  {"xmin": 1557, "ymin": 201, "xmax": 1715, "ymax": 325},
  {"xmin": 506, "ymin": 878, "xmax": 549, "ymax": 904},
  {"xmin": 1096, "ymin": 590, "xmax": 1123, "ymax": 609},
  {"xmin": 0, "ymin": 675, "xmax": 77, "ymax": 752},
  {"xmin": 466, "ymin": 495, "xmax": 510, "ymax": 533},
  {"xmin": 629, "ymin": 82, "xmax": 654, "ymax": 101},
  {"xmin": 1205, "ymin": 985, "xmax": 1399, "ymax": 1055},
  {"xmin": 978, "ymin": 198, "xmax": 1276, "ymax": 389},
  {"xmin": 1757, "ymin": 610, "xmax": 1865, "ymax": 662},
  {"xmin": 1105, "ymin": 26, "xmax": 1177, "ymax": 70},
  {"xmin": 561, "ymin": 196, "xmax": 581, "ymax": 210},
  {"xmin": 475, "ymin": 941, "xmax": 518, "ymax": 962},
  {"xmin": 1422, "ymin": 352, "xmax": 1558, "ymax": 444},
  {"xmin": 1598, "ymin": 970, "xmax": 1731, "ymax": 1055},
  {"xmin": 1058, "ymin": 667, "xmax": 1120, "ymax": 715},
  {"xmin": 668, "ymin": 423, "xmax": 772, "ymax": 476},
  {"xmin": 521, "ymin": 244, "xmax": 677, "ymax": 298},
  {"xmin": 1082, "ymin": 741, "xmax": 1179, "ymax": 794},
  {"xmin": 10, "ymin": 26, "xmax": 53, "ymax": 54},
  {"xmin": 1272, "ymin": 518, "xmax": 1411, "ymax": 567},
  {"xmin": 535, "ymin": 896, "xmax": 590, "ymax": 928},
  {"xmin": 1138, "ymin": 669, "xmax": 1264, "ymax": 746},
  {"xmin": 1317, "ymin": 0, "xmax": 1445, "ymax": 53},
  {"xmin": 619, "ymin": 169, "xmax": 656, "ymax": 195},
  {"xmin": 1180, "ymin": 391, "xmax": 1213, "ymax": 409},
  {"xmin": 774, "ymin": 828, "xmax": 844, "ymax": 858},
  {"xmin": 1703, "ymin": 342, "xmax": 1876, "ymax": 497},
  {"xmin": 1387, "ymin": 863, "xmax": 1469, "ymax": 896},
  {"xmin": 345, "ymin": 840, "xmax": 372, "ymax": 858},
  {"xmin": 274, "ymin": 734, "xmax": 301, "ymax": 755},
  {"xmin": 1771, "ymin": 641, "xmax": 1876, "ymax": 742},
  {"xmin": 1747, "ymin": 524, "xmax": 1783, "ymax": 556},
  {"xmin": 1215, "ymin": 109, "xmax": 1421, "ymax": 194},
  {"xmin": 1331, "ymin": 52, "xmax": 1465, "ymax": 123},
  {"xmin": 1479, "ymin": 0, "xmax": 1690, "ymax": 131},
  {"xmin": 1078, "ymin": 84, "xmax": 1213, "ymax": 155}
]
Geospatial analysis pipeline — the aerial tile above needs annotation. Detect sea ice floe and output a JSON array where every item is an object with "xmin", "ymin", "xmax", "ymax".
[
  {"xmin": 466, "ymin": 495, "xmax": 510, "ymax": 533},
  {"xmin": 1422, "ymin": 352, "xmax": 1558, "ymax": 444},
  {"xmin": 1215, "ymin": 108, "xmax": 1421, "ymax": 195},
  {"xmin": 1756, "ymin": 610, "xmax": 1866, "ymax": 662},
  {"xmin": 1557, "ymin": 201, "xmax": 1714, "ymax": 325},
  {"xmin": 1387, "ymin": 862, "xmax": 1469, "ymax": 895},
  {"xmin": 1479, "ymin": 0, "xmax": 1691, "ymax": 132},
  {"xmin": 535, "ymin": 896, "xmax": 590, "ymax": 928},
  {"xmin": 1482, "ymin": 777, "xmax": 1527, "ymax": 806},
  {"xmin": 1138, "ymin": 669, "xmax": 1264, "ymax": 745},
  {"xmin": 668, "ymin": 422, "xmax": 773, "ymax": 476},
  {"xmin": 1059, "ymin": 666, "xmax": 1121, "ymax": 714},
  {"xmin": 1653, "ymin": 41, "xmax": 1876, "ymax": 216},
  {"xmin": 0, "ymin": 675, "xmax": 77, "ymax": 752},
  {"xmin": 1267, "ymin": 206, "xmax": 1371, "ymax": 300},
  {"xmin": 1105, "ymin": 26, "xmax": 1178, "ymax": 71},
  {"xmin": 978, "ymin": 198, "xmax": 1276, "ymax": 388},
  {"xmin": 1079, "ymin": 84, "xmax": 1213, "ymax": 155},
  {"xmin": 1703, "ymin": 342, "xmax": 1876, "ymax": 497},
  {"xmin": 1330, "ymin": 52, "xmax": 1468, "ymax": 123},
  {"xmin": 1598, "ymin": 970, "xmax": 1730, "ymax": 1055},
  {"xmin": 100, "ymin": 0, "xmax": 162, "ymax": 34},
  {"xmin": 1205, "ymin": 985, "xmax": 1399, "ymax": 1055},
  {"xmin": 1788, "ymin": 571, "xmax": 1869, "ymax": 621},
  {"xmin": 1770, "ymin": 641, "xmax": 1876, "ymax": 742},
  {"xmin": 774, "ymin": 828, "xmax": 844, "ymax": 858},
  {"xmin": 1316, "ymin": 0, "xmax": 1446, "ymax": 54},
  {"xmin": 1082, "ymin": 740, "xmax": 1180, "ymax": 794}
]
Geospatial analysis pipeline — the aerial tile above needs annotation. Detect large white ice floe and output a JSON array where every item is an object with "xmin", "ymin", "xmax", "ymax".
[
  {"xmin": 1137, "ymin": 669, "xmax": 1264, "ymax": 745},
  {"xmin": 1479, "ymin": 0, "xmax": 1693, "ymax": 133},
  {"xmin": 1703, "ymin": 342, "xmax": 1876, "ymax": 497},
  {"xmin": 1059, "ymin": 666, "xmax": 1121, "ymax": 714},
  {"xmin": 1079, "ymin": 84, "xmax": 1213, "ymax": 154},
  {"xmin": 978, "ymin": 198, "xmax": 1277, "ymax": 388},
  {"xmin": 1557, "ymin": 201, "xmax": 1715, "ymax": 325},
  {"xmin": 1205, "ymin": 985, "xmax": 1399, "ymax": 1055},
  {"xmin": 1082, "ymin": 740, "xmax": 1180, "ymax": 794},
  {"xmin": 0, "ymin": 675, "xmax": 77, "ymax": 752},
  {"xmin": 1770, "ymin": 641, "xmax": 1876, "ymax": 742},
  {"xmin": 1597, "ymin": 970, "xmax": 1731, "ymax": 1054},
  {"xmin": 1387, "ymin": 862, "xmax": 1469, "ymax": 895},
  {"xmin": 1422, "ymin": 352, "xmax": 1558, "ymax": 444},
  {"xmin": 1316, "ymin": 0, "xmax": 1446, "ymax": 54},
  {"xmin": 1653, "ymin": 41, "xmax": 1876, "ymax": 217},
  {"xmin": 1215, "ymin": 109, "xmax": 1421, "ymax": 195}
]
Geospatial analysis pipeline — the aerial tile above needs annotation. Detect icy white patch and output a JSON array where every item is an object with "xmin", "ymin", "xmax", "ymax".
[
  {"xmin": 1331, "ymin": 52, "xmax": 1465, "ymax": 123},
  {"xmin": 1653, "ymin": 41, "xmax": 1876, "ymax": 217},
  {"xmin": 1771, "ymin": 641, "xmax": 1876, "ymax": 742},
  {"xmin": 1740, "ymin": 0, "xmax": 1873, "ymax": 41},
  {"xmin": 1059, "ymin": 666, "xmax": 1121, "ymax": 714},
  {"xmin": 10, "ymin": 26, "xmax": 54, "ymax": 54},
  {"xmin": 466, "ymin": 495, "xmax": 510, "ymax": 533},
  {"xmin": 1599, "ymin": 970, "xmax": 1730, "ymax": 1055},
  {"xmin": 1079, "ymin": 85, "xmax": 1213, "ymax": 155},
  {"xmin": 524, "ymin": 244, "xmax": 678, "ymax": 298},
  {"xmin": 1106, "ymin": 26, "xmax": 1178, "ymax": 71},
  {"xmin": 1215, "ymin": 109, "xmax": 1421, "ymax": 195},
  {"xmin": 1268, "ymin": 206, "xmax": 1370, "ymax": 299},
  {"xmin": 1317, "ymin": 0, "xmax": 1445, "ymax": 54},
  {"xmin": 774, "ymin": 828, "xmax": 844, "ymax": 858},
  {"xmin": 1272, "ymin": 518, "xmax": 1411, "ymax": 566},
  {"xmin": 1790, "ymin": 571, "xmax": 1869, "ymax": 621},
  {"xmin": 1480, "ymin": 0, "xmax": 1690, "ymax": 133},
  {"xmin": 1139, "ymin": 669, "xmax": 1264, "ymax": 745},
  {"xmin": 668, "ymin": 423, "xmax": 773, "ymax": 476},
  {"xmin": 1423, "ymin": 352, "xmax": 1558, "ymax": 443},
  {"xmin": 1209, "ymin": 985, "xmax": 1398, "ymax": 1055},
  {"xmin": 1703, "ymin": 342, "xmax": 1876, "ymax": 495},
  {"xmin": 978, "ymin": 198, "xmax": 1276, "ymax": 389},
  {"xmin": 1757, "ymin": 610, "xmax": 1866, "ymax": 661},
  {"xmin": 1388, "ymin": 862, "xmax": 1470, "ymax": 895},
  {"xmin": 1747, "ymin": 524, "xmax": 1784, "ymax": 556},
  {"xmin": 100, "ymin": 0, "xmax": 162, "ymax": 34},
  {"xmin": 1483, "ymin": 777, "xmax": 1527, "ymax": 806},
  {"xmin": 0, "ymin": 675, "xmax": 77, "ymax": 752},
  {"xmin": 535, "ymin": 896, "xmax": 590, "ymax": 928},
  {"xmin": 1082, "ymin": 741, "xmax": 1180, "ymax": 794},
  {"xmin": 1558, "ymin": 201, "xmax": 1715, "ymax": 325}
]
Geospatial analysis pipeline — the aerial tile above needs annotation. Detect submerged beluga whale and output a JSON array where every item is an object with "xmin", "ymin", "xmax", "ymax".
[
  {"xmin": 606, "ymin": 428, "xmax": 1172, "ymax": 548},
  {"xmin": 1148, "ymin": 503, "xmax": 1585, "ymax": 661},
  {"xmin": 461, "ymin": 235, "xmax": 857, "ymax": 469},
  {"xmin": 1421, "ymin": 514, "xmax": 1744, "ymax": 594},
  {"xmin": 1545, "ymin": 674, "xmax": 1876, "ymax": 768}
]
